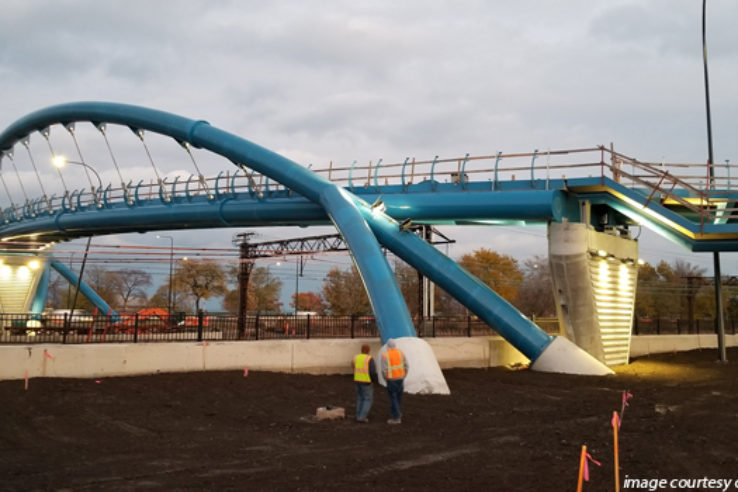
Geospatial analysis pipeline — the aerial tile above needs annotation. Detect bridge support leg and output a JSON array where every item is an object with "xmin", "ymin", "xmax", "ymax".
[
  {"xmin": 50, "ymin": 260, "xmax": 118, "ymax": 320},
  {"xmin": 353, "ymin": 198, "xmax": 612, "ymax": 375},
  {"xmin": 548, "ymin": 222, "xmax": 638, "ymax": 366},
  {"xmin": 319, "ymin": 186, "xmax": 449, "ymax": 394}
]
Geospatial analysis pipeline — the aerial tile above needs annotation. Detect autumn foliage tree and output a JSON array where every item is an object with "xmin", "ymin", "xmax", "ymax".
[
  {"xmin": 321, "ymin": 265, "xmax": 371, "ymax": 315},
  {"xmin": 290, "ymin": 292, "xmax": 325, "ymax": 313},
  {"xmin": 458, "ymin": 248, "xmax": 523, "ymax": 302}
]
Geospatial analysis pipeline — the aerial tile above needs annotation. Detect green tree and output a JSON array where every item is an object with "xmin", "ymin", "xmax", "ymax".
[{"xmin": 173, "ymin": 260, "xmax": 227, "ymax": 312}]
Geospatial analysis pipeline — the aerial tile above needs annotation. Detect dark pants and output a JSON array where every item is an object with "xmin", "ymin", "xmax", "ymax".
[
  {"xmin": 386, "ymin": 378, "xmax": 404, "ymax": 420},
  {"xmin": 355, "ymin": 383, "xmax": 373, "ymax": 420}
]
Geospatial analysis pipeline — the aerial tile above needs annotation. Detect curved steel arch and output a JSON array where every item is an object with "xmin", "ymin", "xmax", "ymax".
[
  {"xmin": 1, "ymin": 102, "xmax": 414, "ymax": 342},
  {"xmin": 0, "ymin": 102, "xmax": 555, "ymax": 361}
]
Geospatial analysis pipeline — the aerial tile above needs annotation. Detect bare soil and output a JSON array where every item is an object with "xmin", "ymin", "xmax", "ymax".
[{"xmin": 1, "ymin": 348, "xmax": 737, "ymax": 491}]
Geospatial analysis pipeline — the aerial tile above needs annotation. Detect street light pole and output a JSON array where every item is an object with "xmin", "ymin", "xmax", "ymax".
[
  {"xmin": 51, "ymin": 156, "xmax": 102, "ymax": 320},
  {"xmin": 52, "ymin": 156, "xmax": 103, "ymax": 207},
  {"xmin": 157, "ymin": 235, "xmax": 174, "ymax": 317},
  {"xmin": 701, "ymin": 0, "xmax": 727, "ymax": 363}
]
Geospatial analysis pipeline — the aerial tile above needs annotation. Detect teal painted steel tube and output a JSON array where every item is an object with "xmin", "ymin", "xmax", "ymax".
[
  {"xmin": 1, "ymin": 102, "xmax": 414, "ymax": 342},
  {"xmin": 319, "ymin": 187, "xmax": 415, "ymax": 342},
  {"xmin": 355, "ymin": 201, "xmax": 554, "ymax": 361},
  {"xmin": 0, "ymin": 190, "xmax": 567, "ymax": 240},
  {"xmin": 1, "ymin": 102, "xmax": 551, "ymax": 355},
  {"xmin": 50, "ymin": 260, "xmax": 118, "ymax": 320},
  {"xmin": 30, "ymin": 262, "xmax": 50, "ymax": 314}
]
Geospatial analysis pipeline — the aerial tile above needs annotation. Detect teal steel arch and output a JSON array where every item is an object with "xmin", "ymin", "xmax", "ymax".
[{"xmin": 0, "ymin": 102, "xmax": 554, "ymax": 358}]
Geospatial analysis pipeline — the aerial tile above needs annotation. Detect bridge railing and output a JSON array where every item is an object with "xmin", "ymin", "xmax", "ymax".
[{"xmin": 1, "ymin": 115, "xmax": 732, "ymax": 229}]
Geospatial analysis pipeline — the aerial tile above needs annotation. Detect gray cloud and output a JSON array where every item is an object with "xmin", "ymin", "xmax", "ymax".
[{"xmin": 1, "ymin": 0, "xmax": 737, "ymax": 280}]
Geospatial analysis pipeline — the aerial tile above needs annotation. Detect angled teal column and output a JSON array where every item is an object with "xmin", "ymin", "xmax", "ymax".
[
  {"xmin": 30, "ymin": 262, "xmax": 51, "ymax": 314},
  {"xmin": 319, "ymin": 187, "xmax": 414, "ymax": 342},
  {"xmin": 50, "ymin": 260, "xmax": 118, "ymax": 319},
  {"xmin": 352, "ymin": 197, "xmax": 553, "ymax": 361}
]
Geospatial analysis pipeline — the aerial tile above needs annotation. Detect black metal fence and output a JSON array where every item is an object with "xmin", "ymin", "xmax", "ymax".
[
  {"xmin": 633, "ymin": 317, "xmax": 738, "ymax": 335},
  {"xmin": 0, "ymin": 312, "xmax": 561, "ymax": 345}
]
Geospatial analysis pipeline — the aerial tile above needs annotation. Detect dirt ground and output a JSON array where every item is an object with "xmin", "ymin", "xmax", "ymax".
[{"xmin": 1, "ymin": 348, "xmax": 737, "ymax": 492}]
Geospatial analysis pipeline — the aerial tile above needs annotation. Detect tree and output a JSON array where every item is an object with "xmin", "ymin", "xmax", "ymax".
[
  {"xmin": 634, "ymin": 261, "xmax": 660, "ymax": 318},
  {"xmin": 458, "ymin": 248, "xmax": 523, "ymax": 302},
  {"xmin": 77, "ymin": 265, "xmax": 119, "ymax": 311},
  {"xmin": 291, "ymin": 292, "xmax": 325, "ymax": 313},
  {"xmin": 45, "ymin": 272, "xmax": 68, "ymax": 309},
  {"xmin": 249, "ymin": 266, "xmax": 283, "ymax": 313},
  {"xmin": 394, "ymin": 259, "xmax": 419, "ymax": 315},
  {"xmin": 514, "ymin": 256, "xmax": 555, "ymax": 317},
  {"xmin": 635, "ymin": 259, "xmax": 710, "ymax": 330},
  {"xmin": 221, "ymin": 265, "xmax": 282, "ymax": 313},
  {"xmin": 322, "ymin": 265, "xmax": 371, "ymax": 315},
  {"xmin": 109, "ymin": 268, "xmax": 152, "ymax": 310},
  {"xmin": 150, "ymin": 283, "xmax": 194, "ymax": 313},
  {"xmin": 173, "ymin": 260, "xmax": 227, "ymax": 312}
]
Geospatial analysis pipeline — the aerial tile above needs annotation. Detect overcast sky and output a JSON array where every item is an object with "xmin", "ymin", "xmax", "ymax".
[{"xmin": 2, "ymin": 1, "xmax": 738, "ymax": 304}]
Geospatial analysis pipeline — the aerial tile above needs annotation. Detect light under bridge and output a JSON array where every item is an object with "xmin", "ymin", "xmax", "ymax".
[{"xmin": 1, "ymin": 102, "xmax": 737, "ymax": 392}]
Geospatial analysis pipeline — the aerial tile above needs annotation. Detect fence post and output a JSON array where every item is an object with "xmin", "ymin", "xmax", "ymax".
[
  {"xmin": 466, "ymin": 315, "xmax": 471, "ymax": 337},
  {"xmin": 350, "ymin": 315, "xmax": 355, "ymax": 339},
  {"xmin": 306, "ymin": 314, "xmax": 311, "ymax": 340},
  {"xmin": 676, "ymin": 318, "xmax": 681, "ymax": 335},
  {"xmin": 432, "ymin": 316, "xmax": 436, "ymax": 337},
  {"xmin": 656, "ymin": 317, "xmax": 661, "ymax": 335},
  {"xmin": 197, "ymin": 310, "xmax": 204, "ymax": 342},
  {"xmin": 134, "ymin": 313, "xmax": 139, "ymax": 343},
  {"xmin": 255, "ymin": 314, "xmax": 260, "ymax": 340}
]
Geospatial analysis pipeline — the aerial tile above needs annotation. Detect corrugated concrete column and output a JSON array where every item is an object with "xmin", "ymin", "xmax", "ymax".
[
  {"xmin": 548, "ymin": 222, "xmax": 638, "ymax": 365},
  {"xmin": 0, "ymin": 255, "xmax": 46, "ymax": 313}
]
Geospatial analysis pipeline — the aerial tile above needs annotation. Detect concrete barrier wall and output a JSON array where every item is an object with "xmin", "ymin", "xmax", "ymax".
[
  {"xmin": 630, "ymin": 334, "xmax": 738, "ymax": 358},
  {"xmin": 0, "ymin": 337, "xmax": 527, "ymax": 381},
  {"xmin": 1, "ymin": 334, "xmax": 735, "ymax": 381}
]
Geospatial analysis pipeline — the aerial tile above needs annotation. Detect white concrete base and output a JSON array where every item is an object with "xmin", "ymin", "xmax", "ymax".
[
  {"xmin": 530, "ymin": 336, "xmax": 614, "ymax": 376},
  {"xmin": 376, "ymin": 337, "xmax": 450, "ymax": 395}
]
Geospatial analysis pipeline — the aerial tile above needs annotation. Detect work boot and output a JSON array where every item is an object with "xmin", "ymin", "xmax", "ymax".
[{"xmin": 387, "ymin": 418, "xmax": 401, "ymax": 425}]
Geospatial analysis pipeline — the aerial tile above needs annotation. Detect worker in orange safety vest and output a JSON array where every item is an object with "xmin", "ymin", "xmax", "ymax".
[
  {"xmin": 381, "ymin": 339, "xmax": 409, "ymax": 425},
  {"xmin": 352, "ymin": 344, "xmax": 376, "ymax": 423}
]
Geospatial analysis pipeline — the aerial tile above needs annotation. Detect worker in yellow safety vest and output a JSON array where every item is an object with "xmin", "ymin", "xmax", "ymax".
[
  {"xmin": 352, "ymin": 344, "xmax": 376, "ymax": 423},
  {"xmin": 381, "ymin": 339, "xmax": 409, "ymax": 425}
]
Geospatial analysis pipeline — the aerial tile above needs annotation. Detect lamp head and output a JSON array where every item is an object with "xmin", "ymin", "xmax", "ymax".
[{"xmin": 52, "ymin": 155, "xmax": 67, "ymax": 168}]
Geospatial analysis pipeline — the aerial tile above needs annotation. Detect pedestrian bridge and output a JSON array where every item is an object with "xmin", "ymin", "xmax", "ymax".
[{"xmin": 1, "ymin": 102, "xmax": 736, "ymax": 390}]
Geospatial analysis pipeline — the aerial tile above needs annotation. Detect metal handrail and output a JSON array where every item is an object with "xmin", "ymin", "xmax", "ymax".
[{"xmin": 1, "ymin": 123, "xmax": 734, "ymax": 231}]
